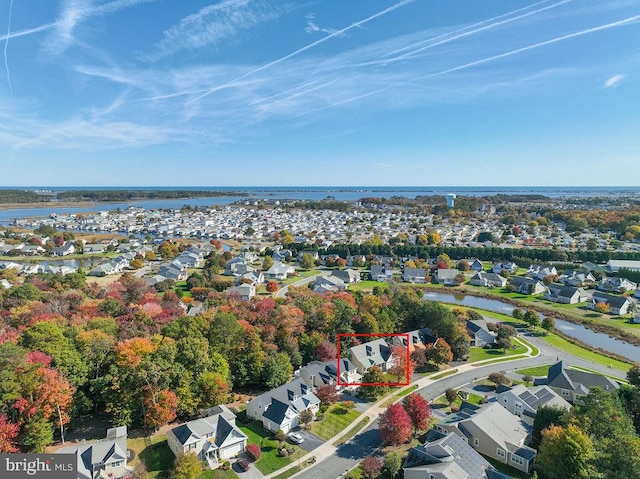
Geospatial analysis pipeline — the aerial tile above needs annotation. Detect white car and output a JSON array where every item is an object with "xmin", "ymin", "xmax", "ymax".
[{"xmin": 288, "ymin": 432, "xmax": 304, "ymax": 444}]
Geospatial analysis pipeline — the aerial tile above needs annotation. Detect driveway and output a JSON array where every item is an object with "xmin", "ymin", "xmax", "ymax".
[
  {"xmin": 290, "ymin": 428, "xmax": 324, "ymax": 453},
  {"xmin": 233, "ymin": 457, "xmax": 264, "ymax": 479}
]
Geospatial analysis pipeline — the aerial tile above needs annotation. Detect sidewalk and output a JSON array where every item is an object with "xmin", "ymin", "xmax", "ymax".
[{"xmin": 264, "ymin": 337, "xmax": 538, "ymax": 478}]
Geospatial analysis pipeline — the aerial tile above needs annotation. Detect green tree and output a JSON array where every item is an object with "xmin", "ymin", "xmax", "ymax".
[
  {"xmin": 19, "ymin": 414, "xmax": 53, "ymax": 453},
  {"xmin": 172, "ymin": 452, "xmax": 203, "ymax": 479},
  {"xmin": 358, "ymin": 366, "xmax": 388, "ymax": 400},
  {"xmin": 383, "ymin": 452, "xmax": 402, "ymax": 479},
  {"xmin": 262, "ymin": 255, "xmax": 274, "ymax": 271},
  {"xmin": 263, "ymin": 353, "xmax": 293, "ymax": 389},
  {"xmin": 300, "ymin": 253, "xmax": 316, "ymax": 270},
  {"xmin": 532, "ymin": 405, "xmax": 567, "ymax": 448},
  {"xmin": 536, "ymin": 423, "xmax": 596, "ymax": 479},
  {"xmin": 541, "ymin": 316, "xmax": 556, "ymax": 333}
]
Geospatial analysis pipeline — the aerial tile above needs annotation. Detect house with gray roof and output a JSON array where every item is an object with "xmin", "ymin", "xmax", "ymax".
[
  {"xmin": 544, "ymin": 284, "xmax": 588, "ymax": 304},
  {"xmin": 558, "ymin": 270, "xmax": 595, "ymax": 287},
  {"xmin": 348, "ymin": 338, "xmax": 393, "ymax": 374},
  {"xmin": 436, "ymin": 269, "xmax": 460, "ymax": 285},
  {"xmin": 331, "ymin": 268, "xmax": 360, "ymax": 284},
  {"xmin": 403, "ymin": 429, "xmax": 514, "ymax": 479},
  {"xmin": 469, "ymin": 271, "xmax": 507, "ymax": 288},
  {"xmin": 467, "ymin": 319, "xmax": 497, "ymax": 347},
  {"xmin": 495, "ymin": 384, "xmax": 571, "ymax": 426},
  {"xmin": 508, "ymin": 277, "xmax": 545, "ymax": 295},
  {"xmin": 226, "ymin": 283, "xmax": 255, "ymax": 301},
  {"xmin": 540, "ymin": 361, "xmax": 620, "ymax": 404},
  {"xmin": 403, "ymin": 267, "xmax": 427, "ymax": 283},
  {"xmin": 588, "ymin": 292, "xmax": 633, "ymax": 315},
  {"xmin": 598, "ymin": 276, "xmax": 637, "ymax": 294},
  {"xmin": 313, "ymin": 275, "xmax": 346, "ymax": 294},
  {"xmin": 266, "ymin": 261, "xmax": 295, "ymax": 280},
  {"xmin": 246, "ymin": 378, "xmax": 320, "ymax": 434},
  {"xmin": 167, "ymin": 405, "xmax": 247, "ymax": 469},
  {"xmin": 55, "ymin": 426, "xmax": 130, "ymax": 479},
  {"xmin": 492, "ymin": 262, "xmax": 518, "ymax": 275},
  {"xmin": 370, "ymin": 265, "xmax": 392, "ymax": 282},
  {"xmin": 435, "ymin": 402, "xmax": 536, "ymax": 474}
]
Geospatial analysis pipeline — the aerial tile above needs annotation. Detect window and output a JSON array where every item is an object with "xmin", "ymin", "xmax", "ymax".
[
  {"xmin": 562, "ymin": 389, "xmax": 570, "ymax": 397},
  {"xmin": 515, "ymin": 402, "xmax": 522, "ymax": 408},
  {"xmin": 511, "ymin": 455, "xmax": 524, "ymax": 466},
  {"xmin": 473, "ymin": 438, "xmax": 479, "ymax": 447},
  {"xmin": 497, "ymin": 448, "xmax": 506, "ymax": 458}
]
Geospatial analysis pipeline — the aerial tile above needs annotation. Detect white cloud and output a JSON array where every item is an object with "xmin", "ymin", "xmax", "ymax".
[{"xmin": 604, "ymin": 73, "xmax": 625, "ymax": 88}]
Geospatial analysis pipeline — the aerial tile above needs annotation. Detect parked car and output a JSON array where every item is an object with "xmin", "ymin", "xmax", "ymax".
[
  {"xmin": 288, "ymin": 432, "xmax": 304, "ymax": 444},
  {"xmin": 238, "ymin": 459, "xmax": 251, "ymax": 471}
]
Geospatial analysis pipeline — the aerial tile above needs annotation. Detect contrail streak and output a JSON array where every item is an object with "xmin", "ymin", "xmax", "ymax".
[
  {"xmin": 4, "ymin": 0, "xmax": 14, "ymax": 95},
  {"xmin": 184, "ymin": 0, "xmax": 417, "ymax": 105},
  {"xmin": 313, "ymin": 14, "xmax": 640, "ymax": 112}
]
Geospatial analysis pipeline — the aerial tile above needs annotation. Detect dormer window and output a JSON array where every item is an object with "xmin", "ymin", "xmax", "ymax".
[{"xmin": 366, "ymin": 345, "xmax": 372, "ymax": 356}]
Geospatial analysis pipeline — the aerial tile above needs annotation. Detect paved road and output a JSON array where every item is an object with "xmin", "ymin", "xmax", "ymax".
[{"xmin": 290, "ymin": 333, "xmax": 627, "ymax": 479}]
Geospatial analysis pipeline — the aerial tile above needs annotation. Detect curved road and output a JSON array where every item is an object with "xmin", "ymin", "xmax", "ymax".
[{"xmin": 291, "ymin": 330, "xmax": 627, "ymax": 479}]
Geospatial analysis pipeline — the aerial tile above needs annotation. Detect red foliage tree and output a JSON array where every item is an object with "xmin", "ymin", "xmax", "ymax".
[
  {"xmin": 266, "ymin": 281, "xmax": 279, "ymax": 293},
  {"xmin": 402, "ymin": 393, "xmax": 432, "ymax": 433},
  {"xmin": 388, "ymin": 345, "xmax": 412, "ymax": 382},
  {"xmin": 0, "ymin": 414, "xmax": 20, "ymax": 453},
  {"xmin": 315, "ymin": 384, "xmax": 339, "ymax": 405},
  {"xmin": 425, "ymin": 339, "xmax": 453, "ymax": 365},
  {"xmin": 313, "ymin": 340, "xmax": 337, "ymax": 362},
  {"xmin": 246, "ymin": 443, "xmax": 261, "ymax": 461},
  {"xmin": 144, "ymin": 388, "xmax": 178, "ymax": 430},
  {"xmin": 360, "ymin": 455, "xmax": 383, "ymax": 479},
  {"xmin": 379, "ymin": 404, "xmax": 412, "ymax": 446}
]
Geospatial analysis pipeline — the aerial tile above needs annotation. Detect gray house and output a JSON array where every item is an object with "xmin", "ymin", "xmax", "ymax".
[
  {"xmin": 588, "ymin": 292, "xmax": 633, "ymax": 315},
  {"xmin": 598, "ymin": 276, "xmax": 638, "ymax": 294},
  {"xmin": 435, "ymin": 402, "xmax": 536, "ymax": 474},
  {"xmin": 348, "ymin": 338, "xmax": 393, "ymax": 374},
  {"xmin": 403, "ymin": 429, "xmax": 514, "ymax": 479},
  {"xmin": 469, "ymin": 271, "xmax": 507, "ymax": 288},
  {"xmin": 370, "ymin": 265, "xmax": 392, "ymax": 281},
  {"xmin": 495, "ymin": 384, "xmax": 571, "ymax": 426},
  {"xmin": 544, "ymin": 284, "xmax": 588, "ymax": 304},
  {"xmin": 331, "ymin": 269, "xmax": 360, "ymax": 284},
  {"xmin": 467, "ymin": 319, "xmax": 497, "ymax": 347},
  {"xmin": 403, "ymin": 267, "xmax": 427, "ymax": 283},
  {"xmin": 55, "ymin": 427, "xmax": 131, "ymax": 479},
  {"xmin": 541, "ymin": 361, "xmax": 620, "ymax": 404},
  {"xmin": 436, "ymin": 269, "xmax": 459, "ymax": 285},
  {"xmin": 508, "ymin": 277, "xmax": 546, "ymax": 295}
]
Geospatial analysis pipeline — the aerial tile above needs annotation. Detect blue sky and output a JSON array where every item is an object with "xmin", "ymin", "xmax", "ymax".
[{"xmin": 1, "ymin": 0, "xmax": 639, "ymax": 187}]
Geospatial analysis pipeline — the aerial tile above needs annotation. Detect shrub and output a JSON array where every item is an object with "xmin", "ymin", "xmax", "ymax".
[
  {"xmin": 278, "ymin": 447, "xmax": 289, "ymax": 457},
  {"xmin": 246, "ymin": 443, "xmax": 261, "ymax": 461}
]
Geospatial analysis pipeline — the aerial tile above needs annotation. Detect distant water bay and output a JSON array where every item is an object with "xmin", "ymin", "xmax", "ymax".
[{"xmin": 0, "ymin": 186, "xmax": 638, "ymax": 224}]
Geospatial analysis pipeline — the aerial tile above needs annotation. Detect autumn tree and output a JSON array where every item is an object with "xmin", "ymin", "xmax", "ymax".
[
  {"xmin": 425, "ymin": 339, "xmax": 453, "ymax": 366},
  {"xmin": 300, "ymin": 253, "xmax": 316, "ymax": 270},
  {"xmin": 595, "ymin": 302, "xmax": 610, "ymax": 314},
  {"xmin": 144, "ymin": 388, "xmax": 178, "ymax": 431},
  {"xmin": 0, "ymin": 414, "xmax": 19, "ymax": 452},
  {"xmin": 315, "ymin": 384, "xmax": 339, "ymax": 405},
  {"xmin": 172, "ymin": 452, "xmax": 203, "ymax": 479},
  {"xmin": 299, "ymin": 409, "xmax": 315, "ymax": 427},
  {"xmin": 487, "ymin": 372, "xmax": 510, "ymax": 388},
  {"xmin": 262, "ymin": 255, "xmax": 274, "ymax": 270},
  {"xmin": 360, "ymin": 456, "xmax": 383, "ymax": 479},
  {"xmin": 246, "ymin": 443, "xmax": 261, "ymax": 461},
  {"xmin": 402, "ymin": 393, "xmax": 432, "ymax": 434},
  {"xmin": 313, "ymin": 340, "xmax": 337, "ymax": 362},
  {"xmin": 389, "ymin": 345, "xmax": 410, "ymax": 382},
  {"xmin": 536, "ymin": 423, "xmax": 596, "ymax": 479},
  {"xmin": 379, "ymin": 404, "xmax": 412, "ymax": 446}
]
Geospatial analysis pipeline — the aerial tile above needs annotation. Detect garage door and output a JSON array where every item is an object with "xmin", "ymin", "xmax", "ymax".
[{"xmin": 222, "ymin": 443, "xmax": 244, "ymax": 459}]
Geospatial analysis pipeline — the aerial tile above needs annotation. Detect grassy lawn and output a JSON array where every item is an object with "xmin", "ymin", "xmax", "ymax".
[
  {"xmin": 333, "ymin": 417, "xmax": 370, "ymax": 446},
  {"xmin": 347, "ymin": 280, "xmax": 388, "ymax": 292},
  {"xmin": 238, "ymin": 422, "xmax": 297, "ymax": 475},
  {"xmin": 467, "ymin": 343, "xmax": 527, "ymax": 363},
  {"xmin": 310, "ymin": 403, "xmax": 361, "ymax": 440},
  {"xmin": 199, "ymin": 470, "xmax": 239, "ymax": 479},
  {"xmin": 272, "ymin": 457, "xmax": 317, "ymax": 479},
  {"xmin": 542, "ymin": 332, "xmax": 631, "ymax": 372},
  {"xmin": 431, "ymin": 369, "xmax": 458, "ymax": 380},
  {"xmin": 128, "ymin": 435, "xmax": 174, "ymax": 479},
  {"xmin": 433, "ymin": 392, "xmax": 486, "ymax": 412},
  {"xmin": 515, "ymin": 365, "xmax": 552, "ymax": 377}
]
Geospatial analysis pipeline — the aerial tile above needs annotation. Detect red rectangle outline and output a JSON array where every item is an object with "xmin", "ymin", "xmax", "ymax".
[{"xmin": 337, "ymin": 333, "xmax": 411, "ymax": 387}]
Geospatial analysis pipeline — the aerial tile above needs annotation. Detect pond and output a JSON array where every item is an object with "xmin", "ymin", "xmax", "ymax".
[{"xmin": 423, "ymin": 291, "xmax": 640, "ymax": 362}]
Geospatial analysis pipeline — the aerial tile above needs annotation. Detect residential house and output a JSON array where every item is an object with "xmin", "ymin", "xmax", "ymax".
[
  {"xmin": 297, "ymin": 250, "xmax": 319, "ymax": 262},
  {"xmin": 391, "ymin": 328, "xmax": 433, "ymax": 354},
  {"xmin": 370, "ymin": 265, "xmax": 392, "ymax": 282},
  {"xmin": 266, "ymin": 262, "xmax": 295, "ymax": 280},
  {"xmin": 348, "ymin": 338, "xmax": 393, "ymax": 374},
  {"xmin": 331, "ymin": 269, "xmax": 360, "ymax": 284},
  {"xmin": 435, "ymin": 402, "xmax": 536, "ymax": 474},
  {"xmin": 403, "ymin": 429, "xmax": 514, "ymax": 479},
  {"xmin": 403, "ymin": 267, "xmax": 427, "ymax": 283},
  {"xmin": 588, "ymin": 292, "xmax": 633, "ymax": 315},
  {"xmin": 347, "ymin": 255, "xmax": 367, "ymax": 267},
  {"xmin": 544, "ymin": 284, "xmax": 588, "ymax": 304},
  {"xmin": 508, "ymin": 277, "xmax": 546, "ymax": 295},
  {"xmin": 495, "ymin": 384, "xmax": 571, "ymax": 426},
  {"xmin": 557, "ymin": 270, "xmax": 596, "ymax": 287},
  {"xmin": 469, "ymin": 272, "xmax": 507, "ymax": 288},
  {"xmin": 467, "ymin": 319, "xmax": 497, "ymax": 347},
  {"xmin": 633, "ymin": 311, "xmax": 640, "ymax": 324},
  {"xmin": 313, "ymin": 275, "xmax": 346, "ymax": 294},
  {"xmin": 635, "ymin": 288, "xmax": 640, "ymax": 300},
  {"xmin": 597, "ymin": 276, "xmax": 638, "ymax": 294},
  {"xmin": 436, "ymin": 269, "xmax": 459, "ymax": 285},
  {"xmin": 236, "ymin": 270, "xmax": 264, "ymax": 286},
  {"xmin": 55, "ymin": 426, "xmax": 131, "ymax": 479},
  {"xmin": 83, "ymin": 243, "xmax": 106, "ymax": 254},
  {"xmin": 541, "ymin": 361, "xmax": 620, "ymax": 404},
  {"xmin": 466, "ymin": 258, "xmax": 485, "ymax": 271},
  {"xmin": 167, "ymin": 406, "xmax": 247, "ymax": 470},
  {"xmin": 246, "ymin": 378, "xmax": 320, "ymax": 433},
  {"xmin": 492, "ymin": 262, "xmax": 518, "ymax": 275},
  {"xmin": 226, "ymin": 284, "xmax": 256, "ymax": 301},
  {"xmin": 271, "ymin": 249, "xmax": 292, "ymax": 262},
  {"xmin": 52, "ymin": 242, "xmax": 76, "ymax": 256},
  {"xmin": 159, "ymin": 263, "xmax": 187, "ymax": 281},
  {"xmin": 527, "ymin": 264, "xmax": 557, "ymax": 281}
]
